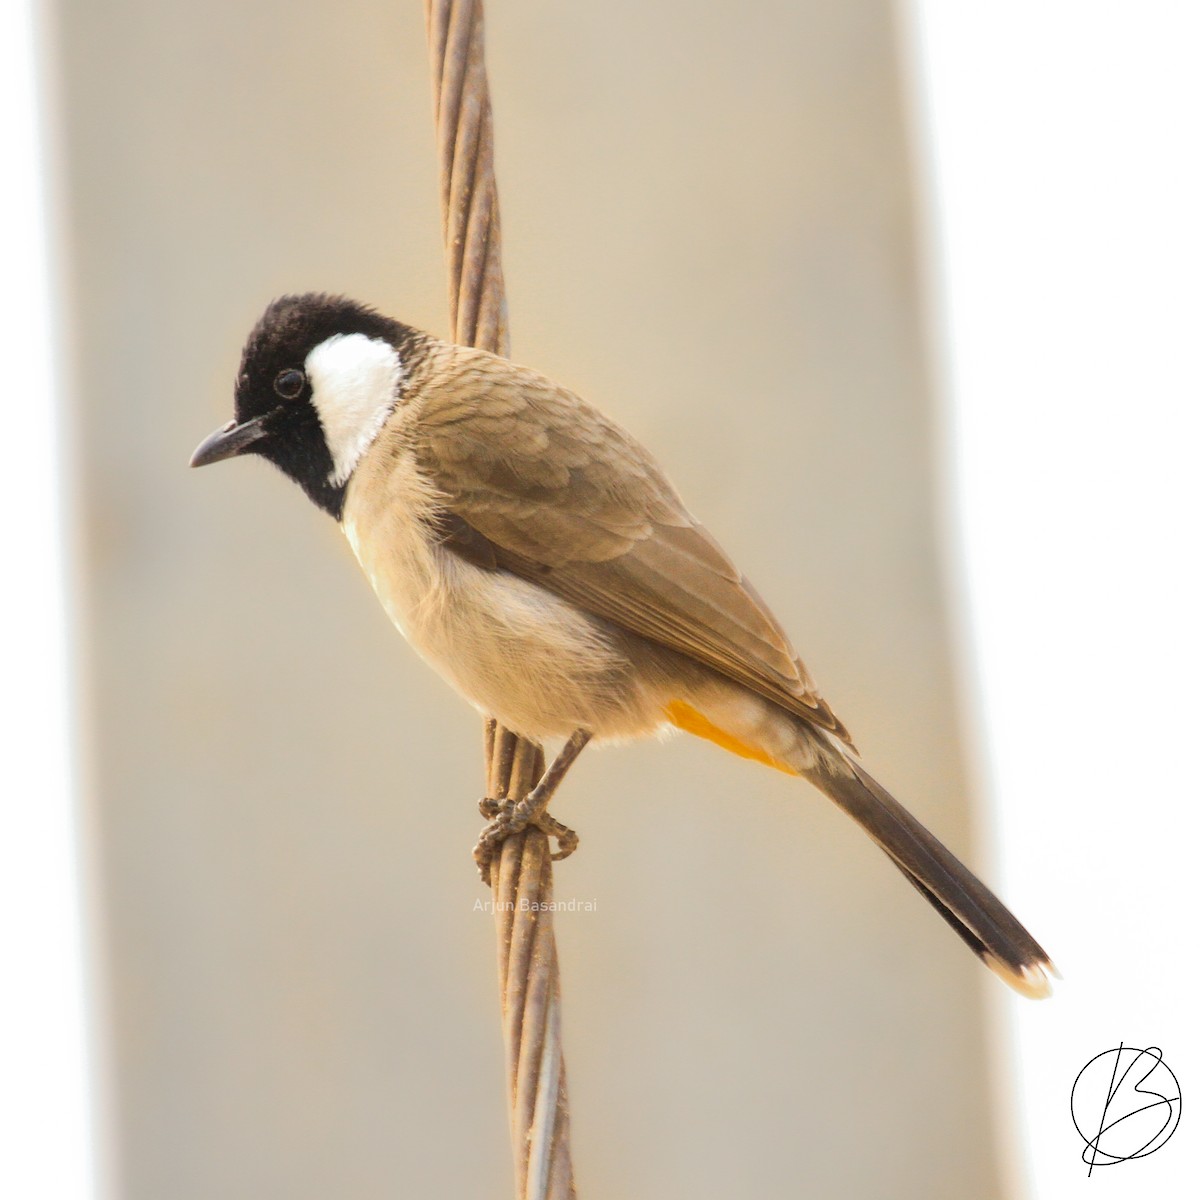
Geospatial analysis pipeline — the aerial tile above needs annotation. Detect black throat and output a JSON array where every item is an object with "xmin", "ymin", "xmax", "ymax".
[{"xmin": 233, "ymin": 294, "xmax": 430, "ymax": 521}]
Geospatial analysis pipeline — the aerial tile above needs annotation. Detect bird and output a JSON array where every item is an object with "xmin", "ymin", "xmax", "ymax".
[{"xmin": 191, "ymin": 292, "xmax": 1055, "ymax": 998}]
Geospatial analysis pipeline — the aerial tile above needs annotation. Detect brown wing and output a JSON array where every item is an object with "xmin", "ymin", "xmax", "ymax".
[{"xmin": 413, "ymin": 345, "xmax": 851, "ymax": 742}]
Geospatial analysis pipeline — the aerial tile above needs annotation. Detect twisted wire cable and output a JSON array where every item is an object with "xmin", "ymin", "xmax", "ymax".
[{"xmin": 424, "ymin": 4, "xmax": 576, "ymax": 1195}]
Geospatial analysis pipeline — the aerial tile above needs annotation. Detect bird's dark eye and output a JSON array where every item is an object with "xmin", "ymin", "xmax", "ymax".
[{"xmin": 273, "ymin": 368, "xmax": 306, "ymax": 400}]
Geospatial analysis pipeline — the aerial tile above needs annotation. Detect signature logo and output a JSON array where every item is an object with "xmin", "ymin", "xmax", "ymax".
[{"xmin": 1070, "ymin": 1044, "xmax": 1181, "ymax": 1175}]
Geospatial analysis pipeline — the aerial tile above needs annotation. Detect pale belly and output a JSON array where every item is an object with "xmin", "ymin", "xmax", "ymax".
[{"xmin": 342, "ymin": 503, "xmax": 668, "ymax": 741}]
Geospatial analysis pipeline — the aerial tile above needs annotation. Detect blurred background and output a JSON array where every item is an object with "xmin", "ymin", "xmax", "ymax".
[{"xmin": 4, "ymin": 2, "xmax": 1196, "ymax": 1198}]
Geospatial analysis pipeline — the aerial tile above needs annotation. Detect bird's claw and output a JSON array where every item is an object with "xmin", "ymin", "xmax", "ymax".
[
  {"xmin": 539, "ymin": 812, "xmax": 579, "ymax": 861},
  {"xmin": 474, "ymin": 796, "xmax": 579, "ymax": 885}
]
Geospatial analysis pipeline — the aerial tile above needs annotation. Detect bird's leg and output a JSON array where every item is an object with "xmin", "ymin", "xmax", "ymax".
[{"xmin": 475, "ymin": 729, "xmax": 591, "ymax": 882}]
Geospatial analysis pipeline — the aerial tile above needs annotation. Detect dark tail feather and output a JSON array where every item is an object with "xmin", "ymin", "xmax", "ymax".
[{"xmin": 805, "ymin": 756, "xmax": 1056, "ymax": 998}]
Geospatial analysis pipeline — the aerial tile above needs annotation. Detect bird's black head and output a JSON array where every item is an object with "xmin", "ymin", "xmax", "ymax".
[{"xmin": 191, "ymin": 293, "xmax": 424, "ymax": 519}]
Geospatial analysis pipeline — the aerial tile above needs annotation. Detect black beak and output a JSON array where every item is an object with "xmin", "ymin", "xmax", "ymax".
[{"xmin": 189, "ymin": 415, "xmax": 270, "ymax": 467}]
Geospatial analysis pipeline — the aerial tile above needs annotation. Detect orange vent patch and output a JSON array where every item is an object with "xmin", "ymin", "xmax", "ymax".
[{"xmin": 664, "ymin": 701, "xmax": 798, "ymax": 775}]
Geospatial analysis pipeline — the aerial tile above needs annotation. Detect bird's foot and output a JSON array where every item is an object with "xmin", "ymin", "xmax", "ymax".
[{"xmin": 474, "ymin": 796, "xmax": 579, "ymax": 885}]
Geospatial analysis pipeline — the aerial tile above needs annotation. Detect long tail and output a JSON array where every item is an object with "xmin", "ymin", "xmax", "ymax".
[
  {"xmin": 665, "ymin": 691, "xmax": 1055, "ymax": 996},
  {"xmin": 804, "ymin": 754, "xmax": 1056, "ymax": 998}
]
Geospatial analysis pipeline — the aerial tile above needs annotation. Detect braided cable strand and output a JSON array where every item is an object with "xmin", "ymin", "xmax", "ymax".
[
  {"xmin": 423, "ymin": 4, "xmax": 576, "ymax": 1196},
  {"xmin": 425, "ymin": 0, "xmax": 510, "ymax": 357}
]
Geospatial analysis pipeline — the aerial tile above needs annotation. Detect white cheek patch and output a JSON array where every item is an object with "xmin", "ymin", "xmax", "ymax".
[{"xmin": 305, "ymin": 332, "xmax": 404, "ymax": 486}]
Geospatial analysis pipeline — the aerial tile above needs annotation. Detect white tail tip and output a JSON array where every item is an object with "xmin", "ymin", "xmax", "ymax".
[{"xmin": 983, "ymin": 953, "xmax": 1059, "ymax": 1000}]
